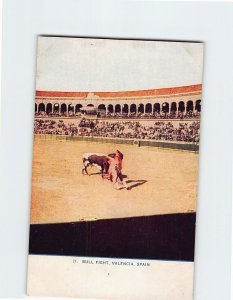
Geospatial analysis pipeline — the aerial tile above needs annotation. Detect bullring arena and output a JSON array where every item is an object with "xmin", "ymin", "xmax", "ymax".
[{"xmin": 30, "ymin": 85, "xmax": 201, "ymax": 225}]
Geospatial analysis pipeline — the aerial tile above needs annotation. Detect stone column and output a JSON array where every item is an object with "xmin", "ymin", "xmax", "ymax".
[{"xmin": 184, "ymin": 102, "xmax": 187, "ymax": 114}]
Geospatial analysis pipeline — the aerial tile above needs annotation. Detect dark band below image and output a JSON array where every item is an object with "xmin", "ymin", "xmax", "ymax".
[{"xmin": 29, "ymin": 212, "xmax": 196, "ymax": 261}]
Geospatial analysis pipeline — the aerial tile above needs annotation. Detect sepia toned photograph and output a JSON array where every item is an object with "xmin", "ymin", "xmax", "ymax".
[{"xmin": 28, "ymin": 36, "xmax": 204, "ymax": 299}]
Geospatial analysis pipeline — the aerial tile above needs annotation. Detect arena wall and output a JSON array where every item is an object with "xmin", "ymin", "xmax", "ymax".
[{"xmin": 34, "ymin": 134, "xmax": 199, "ymax": 152}]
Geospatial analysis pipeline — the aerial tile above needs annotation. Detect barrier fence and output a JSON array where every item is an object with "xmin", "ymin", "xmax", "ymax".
[{"xmin": 34, "ymin": 134, "xmax": 199, "ymax": 152}]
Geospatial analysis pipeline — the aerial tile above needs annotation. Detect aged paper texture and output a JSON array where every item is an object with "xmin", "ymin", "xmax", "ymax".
[{"xmin": 28, "ymin": 37, "xmax": 203, "ymax": 299}]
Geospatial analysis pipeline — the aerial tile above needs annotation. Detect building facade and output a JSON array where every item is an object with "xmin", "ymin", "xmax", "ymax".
[{"xmin": 35, "ymin": 84, "xmax": 202, "ymax": 116}]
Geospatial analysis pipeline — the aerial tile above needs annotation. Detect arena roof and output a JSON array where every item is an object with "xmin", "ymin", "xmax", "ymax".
[{"xmin": 36, "ymin": 84, "xmax": 202, "ymax": 98}]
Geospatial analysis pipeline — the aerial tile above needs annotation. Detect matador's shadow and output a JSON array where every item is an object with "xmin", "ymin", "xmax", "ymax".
[
  {"xmin": 87, "ymin": 172, "xmax": 147, "ymax": 190},
  {"xmin": 125, "ymin": 179, "xmax": 147, "ymax": 190}
]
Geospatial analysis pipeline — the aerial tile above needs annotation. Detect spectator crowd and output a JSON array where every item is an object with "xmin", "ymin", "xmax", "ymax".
[
  {"xmin": 34, "ymin": 118, "xmax": 200, "ymax": 143},
  {"xmin": 35, "ymin": 110, "xmax": 200, "ymax": 120},
  {"xmin": 34, "ymin": 119, "xmax": 78, "ymax": 136}
]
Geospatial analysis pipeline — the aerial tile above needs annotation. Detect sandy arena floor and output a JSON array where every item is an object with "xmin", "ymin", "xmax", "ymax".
[{"xmin": 30, "ymin": 138, "xmax": 199, "ymax": 224}]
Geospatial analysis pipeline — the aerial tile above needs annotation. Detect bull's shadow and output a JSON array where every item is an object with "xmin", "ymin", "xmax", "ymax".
[
  {"xmin": 88, "ymin": 172, "xmax": 102, "ymax": 176},
  {"xmin": 126, "ymin": 179, "xmax": 147, "ymax": 190}
]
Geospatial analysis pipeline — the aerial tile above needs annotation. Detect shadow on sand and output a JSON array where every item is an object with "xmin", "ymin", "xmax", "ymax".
[
  {"xmin": 126, "ymin": 179, "xmax": 147, "ymax": 190},
  {"xmin": 85, "ymin": 172, "xmax": 147, "ymax": 190},
  {"xmin": 88, "ymin": 172, "xmax": 102, "ymax": 176}
]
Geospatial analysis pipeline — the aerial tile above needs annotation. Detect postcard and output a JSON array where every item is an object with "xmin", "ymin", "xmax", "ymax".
[{"xmin": 27, "ymin": 36, "xmax": 203, "ymax": 299}]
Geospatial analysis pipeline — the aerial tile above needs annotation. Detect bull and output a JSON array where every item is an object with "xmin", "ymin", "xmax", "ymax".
[{"xmin": 82, "ymin": 153, "xmax": 114, "ymax": 178}]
